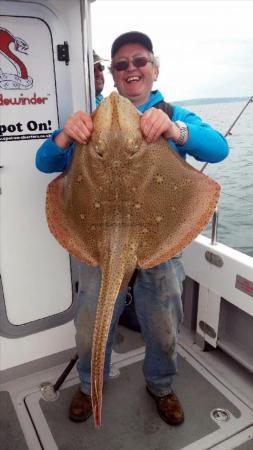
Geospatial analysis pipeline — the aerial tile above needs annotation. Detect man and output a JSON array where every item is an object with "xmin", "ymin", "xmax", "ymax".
[
  {"xmin": 93, "ymin": 50, "xmax": 107, "ymax": 106},
  {"xmin": 36, "ymin": 32, "xmax": 229, "ymax": 425}
]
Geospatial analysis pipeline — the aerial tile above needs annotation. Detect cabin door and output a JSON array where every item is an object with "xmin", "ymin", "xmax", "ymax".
[{"xmin": 0, "ymin": 2, "xmax": 77, "ymax": 337}]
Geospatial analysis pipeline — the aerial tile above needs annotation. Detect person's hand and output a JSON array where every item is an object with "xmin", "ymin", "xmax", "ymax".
[
  {"xmin": 63, "ymin": 111, "xmax": 94, "ymax": 144},
  {"xmin": 140, "ymin": 108, "xmax": 181, "ymax": 143},
  {"xmin": 55, "ymin": 111, "xmax": 94, "ymax": 148}
]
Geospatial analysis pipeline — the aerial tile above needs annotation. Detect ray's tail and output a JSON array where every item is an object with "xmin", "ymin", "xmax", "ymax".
[{"xmin": 91, "ymin": 229, "xmax": 137, "ymax": 427}]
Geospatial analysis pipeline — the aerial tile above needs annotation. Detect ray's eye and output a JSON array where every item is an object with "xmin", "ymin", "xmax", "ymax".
[
  {"xmin": 92, "ymin": 137, "xmax": 106, "ymax": 158},
  {"xmin": 126, "ymin": 137, "xmax": 142, "ymax": 155},
  {"xmin": 94, "ymin": 144, "xmax": 103, "ymax": 157}
]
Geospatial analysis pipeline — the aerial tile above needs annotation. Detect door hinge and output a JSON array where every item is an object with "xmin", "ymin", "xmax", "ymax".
[{"xmin": 57, "ymin": 41, "xmax": 70, "ymax": 65}]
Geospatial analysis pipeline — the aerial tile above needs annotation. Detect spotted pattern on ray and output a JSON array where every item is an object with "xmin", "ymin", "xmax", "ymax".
[{"xmin": 46, "ymin": 92, "xmax": 220, "ymax": 427}]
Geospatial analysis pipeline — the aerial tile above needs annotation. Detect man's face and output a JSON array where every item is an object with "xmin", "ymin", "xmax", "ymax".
[
  {"xmin": 94, "ymin": 63, "xmax": 105, "ymax": 96},
  {"xmin": 111, "ymin": 43, "xmax": 159, "ymax": 106}
]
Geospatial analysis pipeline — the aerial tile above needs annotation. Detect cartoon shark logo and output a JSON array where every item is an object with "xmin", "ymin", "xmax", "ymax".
[{"xmin": 0, "ymin": 27, "xmax": 33, "ymax": 90}]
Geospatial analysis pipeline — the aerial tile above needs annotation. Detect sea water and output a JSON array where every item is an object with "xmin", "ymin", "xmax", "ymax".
[{"xmin": 182, "ymin": 99, "xmax": 253, "ymax": 257}]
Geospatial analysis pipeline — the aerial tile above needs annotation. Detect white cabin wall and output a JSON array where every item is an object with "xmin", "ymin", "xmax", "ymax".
[
  {"xmin": 0, "ymin": 0, "xmax": 93, "ymax": 373},
  {"xmin": 47, "ymin": 0, "xmax": 87, "ymax": 115},
  {"xmin": 37, "ymin": 0, "xmax": 89, "ymax": 118},
  {"xmin": 0, "ymin": 322, "xmax": 76, "ymax": 371}
]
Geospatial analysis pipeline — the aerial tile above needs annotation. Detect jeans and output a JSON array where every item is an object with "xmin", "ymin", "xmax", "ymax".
[{"xmin": 75, "ymin": 256, "xmax": 185, "ymax": 397}]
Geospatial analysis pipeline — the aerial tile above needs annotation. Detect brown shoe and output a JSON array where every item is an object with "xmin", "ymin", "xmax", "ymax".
[
  {"xmin": 146, "ymin": 386, "xmax": 184, "ymax": 425},
  {"xmin": 69, "ymin": 388, "xmax": 92, "ymax": 422}
]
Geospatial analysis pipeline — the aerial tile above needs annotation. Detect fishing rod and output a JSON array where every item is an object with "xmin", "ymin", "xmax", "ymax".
[
  {"xmin": 200, "ymin": 95, "xmax": 253, "ymax": 244},
  {"xmin": 201, "ymin": 95, "xmax": 253, "ymax": 173}
]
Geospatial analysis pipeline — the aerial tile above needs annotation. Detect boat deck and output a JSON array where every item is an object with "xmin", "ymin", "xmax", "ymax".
[{"xmin": 1, "ymin": 326, "xmax": 253, "ymax": 450}]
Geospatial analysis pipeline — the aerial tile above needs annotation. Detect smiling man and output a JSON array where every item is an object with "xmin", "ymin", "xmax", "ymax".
[
  {"xmin": 110, "ymin": 32, "xmax": 189, "ymax": 147},
  {"xmin": 111, "ymin": 35, "xmax": 158, "ymax": 107},
  {"xmin": 35, "ymin": 31, "xmax": 229, "ymax": 427}
]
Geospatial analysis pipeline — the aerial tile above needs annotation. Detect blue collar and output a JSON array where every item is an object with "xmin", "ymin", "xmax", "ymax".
[
  {"xmin": 96, "ymin": 94, "xmax": 104, "ymax": 107},
  {"xmin": 137, "ymin": 90, "xmax": 164, "ymax": 113}
]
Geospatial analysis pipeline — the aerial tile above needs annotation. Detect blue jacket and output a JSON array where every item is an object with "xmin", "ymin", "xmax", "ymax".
[
  {"xmin": 36, "ymin": 90, "xmax": 229, "ymax": 173},
  {"xmin": 96, "ymin": 94, "xmax": 104, "ymax": 107}
]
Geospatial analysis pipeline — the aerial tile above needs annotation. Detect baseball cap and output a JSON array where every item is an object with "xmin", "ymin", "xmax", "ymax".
[
  {"xmin": 93, "ymin": 50, "xmax": 108, "ymax": 65},
  {"xmin": 111, "ymin": 31, "xmax": 154, "ymax": 58}
]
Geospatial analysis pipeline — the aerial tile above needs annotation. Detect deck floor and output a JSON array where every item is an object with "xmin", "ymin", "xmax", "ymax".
[
  {"xmin": 0, "ymin": 391, "xmax": 28, "ymax": 450},
  {"xmin": 1, "ymin": 326, "xmax": 253, "ymax": 450},
  {"xmin": 39, "ymin": 355, "xmax": 239, "ymax": 450}
]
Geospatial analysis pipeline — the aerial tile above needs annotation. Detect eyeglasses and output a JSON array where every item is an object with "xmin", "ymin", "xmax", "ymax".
[
  {"xmin": 112, "ymin": 56, "xmax": 153, "ymax": 72},
  {"xmin": 94, "ymin": 63, "xmax": 105, "ymax": 72}
]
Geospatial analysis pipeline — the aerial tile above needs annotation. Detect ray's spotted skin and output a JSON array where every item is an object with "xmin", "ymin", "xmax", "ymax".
[{"xmin": 46, "ymin": 92, "xmax": 220, "ymax": 427}]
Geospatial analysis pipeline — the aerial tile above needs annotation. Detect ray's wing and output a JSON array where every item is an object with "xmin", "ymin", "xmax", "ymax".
[
  {"xmin": 134, "ymin": 138, "xmax": 220, "ymax": 268},
  {"xmin": 46, "ymin": 143, "xmax": 105, "ymax": 266}
]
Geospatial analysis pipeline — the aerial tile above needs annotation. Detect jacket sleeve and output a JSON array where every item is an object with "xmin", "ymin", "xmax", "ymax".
[
  {"xmin": 172, "ymin": 105, "xmax": 229, "ymax": 163},
  {"xmin": 35, "ymin": 129, "xmax": 75, "ymax": 173}
]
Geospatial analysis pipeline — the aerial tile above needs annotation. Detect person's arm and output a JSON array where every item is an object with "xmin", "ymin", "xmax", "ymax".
[
  {"xmin": 140, "ymin": 105, "xmax": 229, "ymax": 163},
  {"xmin": 171, "ymin": 105, "xmax": 229, "ymax": 163},
  {"xmin": 35, "ymin": 111, "xmax": 94, "ymax": 173},
  {"xmin": 35, "ymin": 130, "xmax": 75, "ymax": 173}
]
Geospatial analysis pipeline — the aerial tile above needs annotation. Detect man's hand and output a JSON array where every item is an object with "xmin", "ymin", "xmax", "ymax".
[
  {"xmin": 55, "ymin": 111, "xmax": 94, "ymax": 148},
  {"xmin": 140, "ymin": 108, "xmax": 181, "ymax": 143}
]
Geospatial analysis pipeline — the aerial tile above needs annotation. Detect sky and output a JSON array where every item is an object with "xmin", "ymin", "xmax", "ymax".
[{"xmin": 91, "ymin": 0, "xmax": 253, "ymax": 101}]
